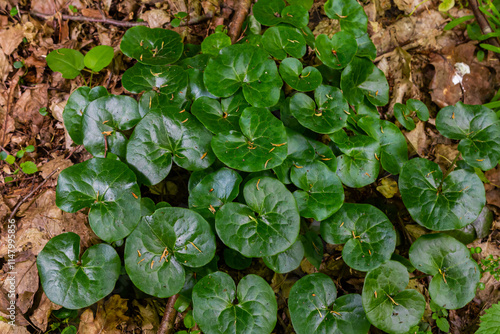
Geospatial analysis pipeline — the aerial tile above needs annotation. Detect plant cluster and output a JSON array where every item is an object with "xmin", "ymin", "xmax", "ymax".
[{"xmin": 36, "ymin": 0, "xmax": 500, "ymax": 333}]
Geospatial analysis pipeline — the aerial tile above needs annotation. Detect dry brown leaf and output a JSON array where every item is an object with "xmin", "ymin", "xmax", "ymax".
[
  {"xmin": 485, "ymin": 166, "xmax": 500, "ymax": 208},
  {"xmin": 79, "ymin": 295, "xmax": 130, "ymax": 334},
  {"xmin": 39, "ymin": 154, "xmax": 73, "ymax": 180},
  {"xmin": 0, "ymin": 321, "xmax": 30, "ymax": 334},
  {"xmin": 0, "ymin": 24, "xmax": 24, "ymax": 55},
  {"xmin": 131, "ymin": 299, "xmax": 159, "ymax": 334},
  {"xmin": 29, "ymin": 293, "xmax": 62, "ymax": 332},
  {"xmin": 0, "ymin": 48, "xmax": 12, "ymax": 83},
  {"xmin": 403, "ymin": 121, "xmax": 428, "ymax": 157},
  {"xmin": 3, "ymin": 254, "xmax": 39, "ymax": 314},
  {"xmin": 141, "ymin": 9, "xmax": 170, "ymax": 28},
  {"xmin": 12, "ymin": 84, "xmax": 47, "ymax": 134}
]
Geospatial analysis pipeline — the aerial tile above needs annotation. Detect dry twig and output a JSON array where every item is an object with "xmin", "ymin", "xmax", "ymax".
[
  {"xmin": 228, "ymin": 0, "xmax": 252, "ymax": 44},
  {"xmin": 158, "ymin": 294, "xmax": 179, "ymax": 334}
]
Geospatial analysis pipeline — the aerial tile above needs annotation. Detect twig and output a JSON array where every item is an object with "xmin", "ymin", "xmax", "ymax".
[
  {"xmin": 158, "ymin": 294, "xmax": 179, "ymax": 334},
  {"xmin": 469, "ymin": 0, "xmax": 500, "ymax": 52},
  {"xmin": 1, "ymin": 69, "xmax": 24, "ymax": 147},
  {"xmin": 228, "ymin": 0, "xmax": 252, "ymax": 44},
  {"xmin": 7, "ymin": 168, "xmax": 59, "ymax": 222}
]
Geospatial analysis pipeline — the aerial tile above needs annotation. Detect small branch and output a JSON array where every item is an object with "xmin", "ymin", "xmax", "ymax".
[
  {"xmin": 228, "ymin": 0, "xmax": 252, "ymax": 44},
  {"xmin": 469, "ymin": 0, "xmax": 500, "ymax": 50},
  {"xmin": 158, "ymin": 294, "xmax": 179, "ymax": 334}
]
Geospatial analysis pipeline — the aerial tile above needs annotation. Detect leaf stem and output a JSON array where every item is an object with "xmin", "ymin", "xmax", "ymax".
[{"xmin": 438, "ymin": 153, "xmax": 461, "ymax": 192}]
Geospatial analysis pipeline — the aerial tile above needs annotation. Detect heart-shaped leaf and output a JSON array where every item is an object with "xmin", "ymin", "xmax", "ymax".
[
  {"xmin": 446, "ymin": 206, "xmax": 494, "ymax": 244},
  {"xmin": 291, "ymin": 161, "xmax": 344, "ymax": 221},
  {"xmin": 358, "ymin": 117, "xmax": 408, "ymax": 175},
  {"xmin": 407, "ymin": 99, "xmax": 429, "ymax": 121},
  {"xmin": 286, "ymin": 0, "xmax": 313, "ymax": 10},
  {"xmin": 330, "ymin": 130, "xmax": 380, "ymax": 188},
  {"xmin": 189, "ymin": 167, "xmax": 243, "ymax": 220},
  {"xmin": 362, "ymin": 261, "xmax": 426, "ymax": 334},
  {"xmin": 341, "ymin": 57, "xmax": 389, "ymax": 106},
  {"xmin": 279, "ymin": 57, "xmax": 322, "ymax": 92},
  {"xmin": 56, "ymin": 158, "xmax": 141, "ymax": 242},
  {"xmin": 191, "ymin": 93, "xmax": 250, "ymax": 134},
  {"xmin": 262, "ymin": 26, "xmax": 306, "ymax": 60},
  {"xmin": 321, "ymin": 203, "xmax": 396, "ymax": 271},
  {"xmin": 263, "ymin": 239, "xmax": 304, "ymax": 273},
  {"xmin": 201, "ymin": 32, "xmax": 231, "ymax": 56},
  {"xmin": 324, "ymin": 0, "xmax": 368, "ymax": 37},
  {"xmin": 127, "ymin": 108, "xmax": 215, "ymax": 185},
  {"xmin": 289, "ymin": 273, "xmax": 370, "ymax": 334},
  {"xmin": 37, "ymin": 232, "xmax": 121, "ymax": 309},
  {"xmin": 193, "ymin": 271, "xmax": 277, "ymax": 334},
  {"xmin": 253, "ymin": 0, "xmax": 309, "ymax": 28},
  {"xmin": 399, "ymin": 158, "xmax": 486, "ymax": 231},
  {"xmin": 315, "ymin": 32, "xmax": 358, "ymax": 69},
  {"xmin": 181, "ymin": 54, "xmax": 217, "ymax": 100},
  {"xmin": 242, "ymin": 59, "xmax": 283, "ymax": 107},
  {"xmin": 125, "ymin": 207, "xmax": 216, "ymax": 298},
  {"xmin": 122, "ymin": 63, "xmax": 188, "ymax": 94},
  {"xmin": 211, "ymin": 107, "xmax": 288, "ymax": 172},
  {"xmin": 138, "ymin": 90, "xmax": 189, "ymax": 118},
  {"xmin": 84, "ymin": 45, "xmax": 114, "ymax": 72},
  {"xmin": 289, "ymin": 85, "xmax": 349, "ymax": 134},
  {"xmin": 409, "ymin": 234, "xmax": 480, "ymax": 309},
  {"xmin": 120, "ymin": 26, "xmax": 183, "ymax": 65},
  {"xmin": 216, "ymin": 177, "xmax": 300, "ymax": 257},
  {"xmin": 301, "ymin": 231, "xmax": 324, "ymax": 269},
  {"xmin": 82, "ymin": 95, "xmax": 141, "ymax": 158},
  {"xmin": 355, "ymin": 33, "xmax": 377, "ymax": 60},
  {"xmin": 46, "ymin": 48, "xmax": 84, "ymax": 79},
  {"xmin": 63, "ymin": 86, "xmax": 108, "ymax": 145},
  {"xmin": 436, "ymin": 102, "xmax": 500, "ymax": 170}
]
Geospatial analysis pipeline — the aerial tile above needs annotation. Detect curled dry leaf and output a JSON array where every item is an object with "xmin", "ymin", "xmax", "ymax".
[{"xmin": 78, "ymin": 295, "xmax": 129, "ymax": 334}]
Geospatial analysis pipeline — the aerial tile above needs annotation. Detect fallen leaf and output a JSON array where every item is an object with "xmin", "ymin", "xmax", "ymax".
[
  {"xmin": 0, "ymin": 48, "xmax": 12, "ymax": 83},
  {"xmin": 0, "ymin": 24, "xmax": 24, "ymax": 55},
  {"xmin": 376, "ymin": 177, "xmax": 399, "ymax": 198},
  {"xmin": 403, "ymin": 120, "xmax": 428, "ymax": 157},
  {"xmin": 130, "ymin": 299, "xmax": 159, "ymax": 334},
  {"xmin": 141, "ymin": 9, "xmax": 170, "ymax": 28},
  {"xmin": 79, "ymin": 295, "xmax": 130, "ymax": 334},
  {"xmin": 29, "ymin": 293, "xmax": 62, "ymax": 332}
]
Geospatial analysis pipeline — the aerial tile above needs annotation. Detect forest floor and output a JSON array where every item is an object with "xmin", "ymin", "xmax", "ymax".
[{"xmin": 0, "ymin": 0, "xmax": 499, "ymax": 333}]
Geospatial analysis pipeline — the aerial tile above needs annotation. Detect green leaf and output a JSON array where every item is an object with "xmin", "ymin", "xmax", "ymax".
[
  {"xmin": 324, "ymin": 0, "xmax": 368, "ymax": 37},
  {"xmin": 291, "ymin": 160, "xmax": 344, "ymax": 220},
  {"xmin": 184, "ymin": 310, "xmax": 196, "ymax": 329},
  {"xmin": 170, "ymin": 18, "xmax": 181, "ymax": 27},
  {"xmin": 279, "ymin": 57, "xmax": 322, "ymax": 92},
  {"xmin": 407, "ymin": 99, "xmax": 429, "ymax": 121},
  {"xmin": 138, "ymin": 90, "xmax": 189, "ymax": 118},
  {"xmin": 446, "ymin": 206, "xmax": 494, "ymax": 244},
  {"xmin": 399, "ymin": 158, "xmax": 486, "ymax": 231},
  {"xmin": 61, "ymin": 326, "xmax": 77, "ymax": 334},
  {"xmin": 189, "ymin": 167, "xmax": 243, "ymax": 220},
  {"xmin": 253, "ymin": 0, "xmax": 309, "ymax": 28},
  {"xmin": 0, "ymin": 151, "xmax": 7, "ymax": 160},
  {"xmin": 301, "ymin": 231, "xmax": 323, "ymax": 269},
  {"xmin": 476, "ymin": 301, "xmax": 500, "ymax": 334},
  {"xmin": 321, "ymin": 203, "xmax": 396, "ymax": 271},
  {"xmin": 444, "ymin": 15, "xmax": 474, "ymax": 30},
  {"xmin": 330, "ymin": 130, "xmax": 380, "ymax": 188},
  {"xmin": 263, "ymin": 239, "xmax": 304, "ymax": 273},
  {"xmin": 182, "ymin": 54, "xmax": 218, "ymax": 100},
  {"xmin": 37, "ymin": 232, "xmax": 121, "ymax": 309},
  {"xmin": 124, "ymin": 207, "xmax": 216, "ymax": 298},
  {"xmin": 362, "ymin": 261, "xmax": 426, "ymax": 334},
  {"xmin": 289, "ymin": 273, "xmax": 370, "ymax": 334},
  {"xmin": 315, "ymin": 32, "xmax": 358, "ymax": 69},
  {"xmin": 56, "ymin": 158, "xmax": 141, "ymax": 242},
  {"xmin": 289, "ymin": 85, "xmax": 349, "ymax": 134},
  {"xmin": 341, "ymin": 57, "xmax": 389, "ymax": 106},
  {"xmin": 122, "ymin": 63, "xmax": 188, "ymax": 94},
  {"xmin": 394, "ymin": 103, "xmax": 416, "ymax": 130},
  {"xmin": 39, "ymin": 107, "xmax": 48, "ymax": 116},
  {"xmin": 16, "ymin": 150, "xmax": 24, "ymax": 158},
  {"xmin": 216, "ymin": 177, "xmax": 300, "ymax": 257},
  {"xmin": 13, "ymin": 61, "xmax": 23, "ymax": 69},
  {"xmin": 84, "ymin": 45, "xmax": 114, "ymax": 72},
  {"xmin": 355, "ymin": 33, "xmax": 377, "ymax": 60},
  {"xmin": 436, "ymin": 317, "xmax": 450, "ymax": 333},
  {"xmin": 126, "ymin": 108, "xmax": 215, "ymax": 185},
  {"xmin": 82, "ymin": 95, "xmax": 141, "ymax": 158},
  {"xmin": 439, "ymin": 0, "xmax": 455, "ymax": 12},
  {"xmin": 10, "ymin": 7, "xmax": 18, "ymax": 16},
  {"xmin": 20, "ymin": 161, "xmax": 37, "ymax": 174},
  {"xmin": 436, "ymin": 102, "xmax": 500, "ymax": 170},
  {"xmin": 191, "ymin": 93, "xmax": 250, "ymax": 134},
  {"xmin": 409, "ymin": 233, "xmax": 480, "ymax": 309},
  {"xmin": 201, "ymin": 32, "xmax": 231, "ymax": 56},
  {"xmin": 211, "ymin": 107, "xmax": 288, "ymax": 172},
  {"xmin": 63, "ymin": 86, "xmax": 108, "ymax": 145},
  {"xmin": 281, "ymin": 5, "xmax": 309, "ymax": 28},
  {"xmin": 46, "ymin": 48, "xmax": 84, "ymax": 79},
  {"xmin": 262, "ymin": 26, "xmax": 307, "ymax": 60},
  {"xmin": 120, "ymin": 26, "xmax": 184, "ymax": 65},
  {"xmin": 358, "ymin": 117, "xmax": 408, "ymax": 175},
  {"xmin": 286, "ymin": 0, "xmax": 314, "ymax": 10},
  {"xmin": 242, "ymin": 59, "xmax": 283, "ymax": 107},
  {"xmin": 25, "ymin": 145, "xmax": 35, "ymax": 153},
  {"xmin": 193, "ymin": 272, "xmax": 277, "ymax": 334},
  {"xmin": 5, "ymin": 155, "xmax": 15, "ymax": 164},
  {"xmin": 224, "ymin": 248, "xmax": 252, "ymax": 270}
]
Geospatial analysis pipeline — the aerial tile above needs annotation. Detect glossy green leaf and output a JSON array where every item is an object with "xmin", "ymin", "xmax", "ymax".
[
  {"xmin": 181, "ymin": 54, "xmax": 217, "ymax": 100},
  {"xmin": 84, "ymin": 45, "xmax": 114, "ymax": 72},
  {"xmin": 436, "ymin": 102, "xmax": 500, "ymax": 170},
  {"xmin": 324, "ymin": 0, "xmax": 368, "ymax": 37},
  {"xmin": 446, "ymin": 206, "xmax": 494, "ymax": 244},
  {"xmin": 120, "ymin": 26, "xmax": 183, "ymax": 65},
  {"xmin": 301, "ymin": 231, "xmax": 324, "ymax": 269},
  {"xmin": 263, "ymin": 239, "xmax": 304, "ymax": 273},
  {"xmin": 242, "ymin": 59, "xmax": 283, "ymax": 107},
  {"xmin": 122, "ymin": 63, "xmax": 188, "ymax": 94},
  {"xmin": 281, "ymin": 5, "xmax": 309, "ymax": 28},
  {"xmin": 407, "ymin": 99, "xmax": 429, "ymax": 121},
  {"xmin": 193, "ymin": 272, "xmax": 277, "ymax": 334},
  {"xmin": 125, "ymin": 207, "xmax": 216, "ymax": 298},
  {"xmin": 262, "ymin": 26, "xmax": 306, "ymax": 60},
  {"xmin": 341, "ymin": 57, "xmax": 389, "ymax": 106},
  {"xmin": 321, "ymin": 203, "xmax": 396, "ymax": 271},
  {"xmin": 191, "ymin": 94, "xmax": 250, "ymax": 133},
  {"xmin": 82, "ymin": 95, "xmax": 140, "ymax": 158},
  {"xmin": 330, "ymin": 130, "xmax": 380, "ymax": 188},
  {"xmin": 224, "ymin": 248, "xmax": 252, "ymax": 270},
  {"xmin": 399, "ymin": 158, "xmax": 486, "ymax": 231},
  {"xmin": 286, "ymin": 0, "xmax": 313, "ymax": 10},
  {"xmin": 394, "ymin": 103, "xmax": 415, "ymax": 130},
  {"xmin": 46, "ymin": 48, "xmax": 84, "ymax": 79},
  {"xmin": 315, "ymin": 32, "xmax": 358, "ymax": 69},
  {"xmin": 37, "ymin": 232, "xmax": 120, "ymax": 309},
  {"xmin": 56, "ymin": 158, "xmax": 141, "ymax": 242},
  {"xmin": 138, "ymin": 90, "xmax": 189, "ymax": 118},
  {"xmin": 409, "ymin": 234, "xmax": 480, "ymax": 309},
  {"xmin": 216, "ymin": 177, "xmax": 300, "ymax": 257},
  {"xmin": 355, "ymin": 33, "xmax": 377, "ymax": 60},
  {"xmin": 362, "ymin": 261, "xmax": 426, "ymax": 334},
  {"xmin": 279, "ymin": 57, "xmax": 322, "ymax": 92},
  {"xmin": 126, "ymin": 108, "xmax": 215, "ymax": 185},
  {"xmin": 201, "ymin": 32, "xmax": 231, "ymax": 56},
  {"xmin": 291, "ymin": 161, "xmax": 344, "ymax": 221},
  {"xmin": 289, "ymin": 273, "xmax": 370, "ymax": 334},
  {"xmin": 289, "ymin": 85, "xmax": 348, "ymax": 134},
  {"xmin": 253, "ymin": 0, "xmax": 308, "ymax": 28},
  {"xmin": 211, "ymin": 107, "xmax": 287, "ymax": 172}
]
